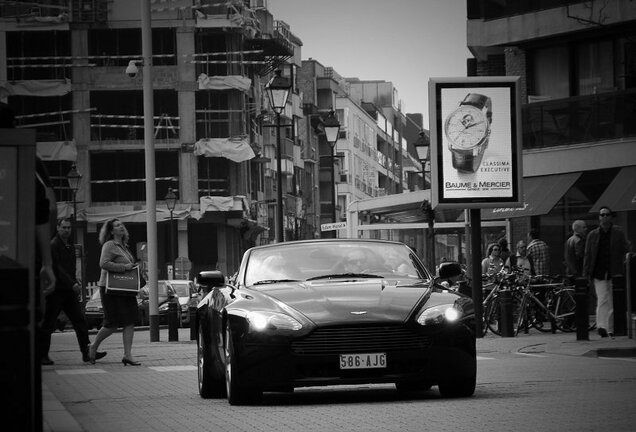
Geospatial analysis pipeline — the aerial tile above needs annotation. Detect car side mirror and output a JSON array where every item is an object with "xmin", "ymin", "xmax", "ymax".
[{"xmin": 196, "ymin": 270, "xmax": 225, "ymax": 295}]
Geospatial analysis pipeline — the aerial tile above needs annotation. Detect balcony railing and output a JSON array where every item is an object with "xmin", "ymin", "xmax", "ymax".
[{"xmin": 522, "ymin": 89, "xmax": 636, "ymax": 150}]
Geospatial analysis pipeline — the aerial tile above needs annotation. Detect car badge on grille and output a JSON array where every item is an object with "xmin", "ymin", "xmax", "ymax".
[{"xmin": 350, "ymin": 311, "xmax": 367, "ymax": 315}]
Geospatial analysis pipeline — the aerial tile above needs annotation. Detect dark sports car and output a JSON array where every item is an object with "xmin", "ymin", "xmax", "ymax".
[{"xmin": 196, "ymin": 239, "xmax": 476, "ymax": 405}]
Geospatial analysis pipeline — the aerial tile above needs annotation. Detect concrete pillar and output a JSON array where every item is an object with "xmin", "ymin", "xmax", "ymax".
[{"xmin": 176, "ymin": 27, "xmax": 198, "ymax": 205}]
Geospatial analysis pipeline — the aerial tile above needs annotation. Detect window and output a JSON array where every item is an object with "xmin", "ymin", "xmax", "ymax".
[
  {"xmin": 6, "ymin": 30, "xmax": 71, "ymax": 80},
  {"xmin": 532, "ymin": 45, "xmax": 570, "ymax": 98},
  {"xmin": 10, "ymin": 94, "xmax": 72, "ymax": 142},
  {"xmin": 90, "ymin": 151, "xmax": 179, "ymax": 202},
  {"xmin": 577, "ymin": 40, "xmax": 614, "ymax": 95},
  {"xmin": 88, "ymin": 28, "xmax": 175, "ymax": 66},
  {"xmin": 198, "ymin": 157, "xmax": 230, "ymax": 197},
  {"xmin": 42, "ymin": 160, "xmax": 74, "ymax": 203},
  {"xmin": 195, "ymin": 92, "xmax": 230, "ymax": 139},
  {"xmin": 90, "ymin": 90, "xmax": 178, "ymax": 141}
]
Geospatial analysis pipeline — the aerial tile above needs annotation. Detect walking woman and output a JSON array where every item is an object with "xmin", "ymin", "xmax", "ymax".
[{"xmin": 88, "ymin": 218, "xmax": 141, "ymax": 365}]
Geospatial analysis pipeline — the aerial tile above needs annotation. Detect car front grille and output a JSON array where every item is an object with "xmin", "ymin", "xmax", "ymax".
[{"xmin": 291, "ymin": 325, "xmax": 431, "ymax": 355}]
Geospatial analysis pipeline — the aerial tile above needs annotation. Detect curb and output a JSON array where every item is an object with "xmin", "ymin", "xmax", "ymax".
[{"xmin": 584, "ymin": 347, "xmax": 636, "ymax": 358}]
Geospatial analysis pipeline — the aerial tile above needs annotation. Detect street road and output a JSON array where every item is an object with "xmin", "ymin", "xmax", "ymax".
[{"xmin": 43, "ymin": 329, "xmax": 636, "ymax": 432}]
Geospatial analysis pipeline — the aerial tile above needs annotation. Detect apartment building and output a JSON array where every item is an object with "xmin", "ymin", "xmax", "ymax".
[
  {"xmin": 298, "ymin": 59, "xmax": 415, "ymax": 239},
  {"xmin": 0, "ymin": 0, "xmax": 307, "ymax": 281},
  {"xmin": 467, "ymin": 0, "xmax": 636, "ymax": 274}
]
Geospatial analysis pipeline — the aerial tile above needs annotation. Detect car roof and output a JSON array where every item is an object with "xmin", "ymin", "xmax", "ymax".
[{"xmin": 244, "ymin": 238, "xmax": 409, "ymax": 253}]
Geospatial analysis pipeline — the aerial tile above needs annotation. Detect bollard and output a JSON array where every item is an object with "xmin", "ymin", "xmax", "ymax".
[
  {"xmin": 499, "ymin": 289, "xmax": 514, "ymax": 337},
  {"xmin": 574, "ymin": 277, "xmax": 589, "ymax": 341},
  {"xmin": 168, "ymin": 302, "xmax": 179, "ymax": 342},
  {"xmin": 189, "ymin": 305, "xmax": 197, "ymax": 341}
]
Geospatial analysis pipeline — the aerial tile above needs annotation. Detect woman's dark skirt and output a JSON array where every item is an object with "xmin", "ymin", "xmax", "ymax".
[{"xmin": 99, "ymin": 286, "xmax": 138, "ymax": 328}]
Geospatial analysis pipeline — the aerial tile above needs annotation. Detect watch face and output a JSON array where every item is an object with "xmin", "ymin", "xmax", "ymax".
[{"xmin": 444, "ymin": 105, "xmax": 489, "ymax": 149}]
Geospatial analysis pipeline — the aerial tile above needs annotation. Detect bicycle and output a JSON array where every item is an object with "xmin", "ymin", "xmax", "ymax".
[
  {"xmin": 546, "ymin": 279, "xmax": 596, "ymax": 332},
  {"xmin": 482, "ymin": 269, "xmax": 524, "ymax": 336}
]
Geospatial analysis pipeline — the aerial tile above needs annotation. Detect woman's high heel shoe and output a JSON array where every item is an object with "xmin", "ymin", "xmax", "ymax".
[{"xmin": 121, "ymin": 357, "xmax": 141, "ymax": 366}]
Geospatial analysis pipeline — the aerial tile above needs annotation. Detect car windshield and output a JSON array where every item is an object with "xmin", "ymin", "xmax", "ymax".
[
  {"xmin": 171, "ymin": 282, "xmax": 191, "ymax": 297},
  {"xmin": 243, "ymin": 241, "xmax": 429, "ymax": 287}
]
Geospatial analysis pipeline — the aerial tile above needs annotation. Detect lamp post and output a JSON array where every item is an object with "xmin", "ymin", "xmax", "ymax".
[
  {"xmin": 323, "ymin": 110, "xmax": 341, "ymax": 238},
  {"xmin": 414, "ymin": 130, "xmax": 436, "ymax": 270},
  {"xmin": 66, "ymin": 163, "xmax": 81, "ymax": 241},
  {"xmin": 265, "ymin": 69, "xmax": 291, "ymax": 243},
  {"xmin": 66, "ymin": 163, "xmax": 82, "ymax": 304},
  {"xmin": 164, "ymin": 188, "xmax": 177, "ymax": 279}
]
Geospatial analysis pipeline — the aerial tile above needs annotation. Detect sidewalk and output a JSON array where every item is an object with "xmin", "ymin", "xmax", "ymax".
[{"xmin": 42, "ymin": 327, "xmax": 636, "ymax": 432}]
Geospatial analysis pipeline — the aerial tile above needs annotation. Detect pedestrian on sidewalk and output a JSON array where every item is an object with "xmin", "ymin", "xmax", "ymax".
[
  {"xmin": 505, "ymin": 240, "xmax": 535, "ymax": 276},
  {"xmin": 583, "ymin": 207, "xmax": 630, "ymax": 338},
  {"xmin": 565, "ymin": 220, "xmax": 587, "ymax": 277},
  {"xmin": 40, "ymin": 218, "xmax": 107, "ymax": 365},
  {"xmin": 88, "ymin": 218, "xmax": 141, "ymax": 366},
  {"xmin": 527, "ymin": 229, "xmax": 550, "ymax": 276},
  {"xmin": 481, "ymin": 243, "xmax": 504, "ymax": 276}
]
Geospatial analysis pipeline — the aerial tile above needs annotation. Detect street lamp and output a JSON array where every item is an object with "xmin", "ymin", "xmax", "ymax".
[
  {"xmin": 164, "ymin": 188, "xmax": 177, "ymax": 279},
  {"xmin": 66, "ymin": 163, "xmax": 82, "ymax": 302},
  {"xmin": 66, "ymin": 163, "xmax": 81, "ymax": 240},
  {"xmin": 265, "ymin": 69, "xmax": 291, "ymax": 243},
  {"xmin": 414, "ymin": 130, "xmax": 436, "ymax": 270},
  {"xmin": 323, "ymin": 110, "xmax": 341, "ymax": 238}
]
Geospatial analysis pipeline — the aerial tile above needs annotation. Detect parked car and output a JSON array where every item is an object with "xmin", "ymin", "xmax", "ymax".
[
  {"xmin": 142, "ymin": 280, "xmax": 179, "ymax": 325},
  {"xmin": 85, "ymin": 289, "xmax": 149, "ymax": 329},
  {"xmin": 196, "ymin": 239, "xmax": 476, "ymax": 405},
  {"xmin": 161, "ymin": 280, "xmax": 197, "ymax": 327},
  {"xmin": 84, "ymin": 290, "xmax": 103, "ymax": 329}
]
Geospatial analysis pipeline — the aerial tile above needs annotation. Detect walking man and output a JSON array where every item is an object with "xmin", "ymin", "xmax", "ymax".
[
  {"xmin": 583, "ymin": 207, "xmax": 630, "ymax": 338},
  {"xmin": 40, "ymin": 218, "xmax": 106, "ymax": 364},
  {"xmin": 527, "ymin": 229, "xmax": 550, "ymax": 276},
  {"xmin": 565, "ymin": 220, "xmax": 587, "ymax": 277}
]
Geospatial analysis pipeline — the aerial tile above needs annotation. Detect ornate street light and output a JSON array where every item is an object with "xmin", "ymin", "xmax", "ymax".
[
  {"xmin": 164, "ymin": 188, "xmax": 177, "ymax": 279},
  {"xmin": 323, "ymin": 110, "xmax": 341, "ymax": 238},
  {"xmin": 414, "ymin": 130, "xmax": 435, "ymax": 270},
  {"xmin": 265, "ymin": 70, "xmax": 291, "ymax": 242},
  {"xmin": 66, "ymin": 163, "xmax": 82, "ymax": 303},
  {"xmin": 66, "ymin": 163, "xmax": 81, "ymax": 243}
]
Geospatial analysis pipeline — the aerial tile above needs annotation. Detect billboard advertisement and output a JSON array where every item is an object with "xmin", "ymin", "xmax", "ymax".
[{"xmin": 429, "ymin": 77, "xmax": 523, "ymax": 209}]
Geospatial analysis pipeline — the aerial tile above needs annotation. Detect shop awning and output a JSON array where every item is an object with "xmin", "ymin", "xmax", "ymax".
[
  {"xmin": 481, "ymin": 172, "xmax": 581, "ymax": 220},
  {"xmin": 590, "ymin": 166, "xmax": 636, "ymax": 213}
]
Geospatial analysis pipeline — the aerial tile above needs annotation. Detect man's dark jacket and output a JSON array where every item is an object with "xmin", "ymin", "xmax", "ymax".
[
  {"xmin": 582, "ymin": 224, "xmax": 629, "ymax": 279},
  {"xmin": 50, "ymin": 234, "xmax": 77, "ymax": 291}
]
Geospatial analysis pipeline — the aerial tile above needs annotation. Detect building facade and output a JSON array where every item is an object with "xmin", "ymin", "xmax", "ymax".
[
  {"xmin": 468, "ymin": 0, "xmax": 636, "ymax": 274},
  {"xmin": 1, "ymin": 0, "xmax": 423, "ymax": 285},
  {"xmin": 0, "ymin": 0, "xmax": 306, "ymax": 282}
]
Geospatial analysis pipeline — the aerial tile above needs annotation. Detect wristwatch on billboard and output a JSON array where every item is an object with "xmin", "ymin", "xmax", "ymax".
[{"xmin": 444, "ymin": 93, "xmax": 492, "ymax": 173}]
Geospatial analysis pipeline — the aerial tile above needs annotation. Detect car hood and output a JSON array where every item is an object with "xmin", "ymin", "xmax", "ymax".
[{"xmin": 248, "ymin": 279, "xmax": 429, "ymax": 325}]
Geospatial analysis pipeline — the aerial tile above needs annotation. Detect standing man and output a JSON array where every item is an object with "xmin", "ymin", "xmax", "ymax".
[
  {"xmin": 565, "ymin": 220, "xmax": 587, "ymax": 277},
  {"xmin": 527, "ymin": 228, "xmax": 550, "ymax": 276},
  {"xmin": 505, "ymin": 240, "xmax": 535, "ymax": 275},
  {"xmin": 583, "ymin": 207, "xmax": 630, "ymax": 338},
  {"xmin": 40, "ymin": 218, "xmax": 107, "ymax": 364}
]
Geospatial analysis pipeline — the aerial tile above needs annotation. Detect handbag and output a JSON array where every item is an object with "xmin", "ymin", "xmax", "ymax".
[{"xmin": 106, "ymin": 266, "xmax": 140, "ymax": 296}]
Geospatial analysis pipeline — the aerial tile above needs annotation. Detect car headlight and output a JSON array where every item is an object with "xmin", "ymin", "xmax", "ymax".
[
  {"xmin": 417, "ymin": 303, "xmax": 463, "ymax": 326},
  {"xmin": 247, "ymin": 311, "xmax": 302, "ymax": 331},
  {"xmin": 158, "ymin": 303, "xmax": 169, "ymax": 312}
]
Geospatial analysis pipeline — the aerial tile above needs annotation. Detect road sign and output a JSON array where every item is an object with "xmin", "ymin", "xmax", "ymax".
[{"xmin": 321, "ymin": 222, "xmax": 347, "ymax": 232}]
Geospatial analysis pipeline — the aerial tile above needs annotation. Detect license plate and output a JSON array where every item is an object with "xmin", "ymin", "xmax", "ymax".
[{"xmin": 339, "ymin": 353, "xmax": 386, "ymax": 370}]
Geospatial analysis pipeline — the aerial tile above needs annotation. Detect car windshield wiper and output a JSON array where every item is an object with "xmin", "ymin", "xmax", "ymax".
[
  {"xmin": 306, "ymin": 273, "xmax": 384, "ymax": 281},
  {"xmin": 251, "ymin": 279, "xmax": 301, "ymax": 285}
]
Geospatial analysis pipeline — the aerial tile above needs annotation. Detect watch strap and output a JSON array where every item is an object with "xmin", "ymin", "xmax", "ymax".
[
  {"xmin": 451, "ymin": 149, "xmax": 476, "ymax": 173},
  {"xmin": 461, "ymin": 93, "xmax": 492, "ymax": 122}
]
